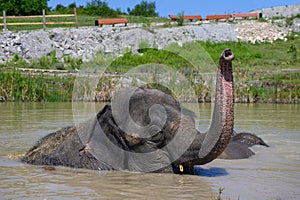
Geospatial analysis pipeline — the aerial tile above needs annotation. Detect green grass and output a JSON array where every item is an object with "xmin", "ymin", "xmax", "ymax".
[
  {"xmin": 197, "ymin": 36, "xmax": 300, "ymax": 72},
  {"xmin": 108, "ymin": 48, "xmax": 193, "ymax": 73},
  {"xmin": 102, "ymin": 36, "xmax": 300, "ymax": 74},
  {"xmin": 196, "ymin": 38, "xmax": 299, "ymax": 103},
  {"xmin": 0, "ymin": 14, "xmax": 170, "ymax": 31},
  {"xmin": 0, "ymin": 70, "xmax": 75, "ymax": 102},
  {"xmin": 0, "ymin": 15, "xmax": 78, "ymax": 31},
  {"xmin": 1, "ymin": 50, "xmax": 82, "ymax": 71},
  {"xmin": 121, "ymin": 15, "xmax": 169, "ymax": 24}
]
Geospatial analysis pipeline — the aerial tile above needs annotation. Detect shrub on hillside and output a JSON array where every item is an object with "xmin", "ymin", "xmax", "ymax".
[
  {"xmin": 127, "ymin": 0, "xmax": 158, "ymax": 17},
  {"xmin": 83, "ymin": 0, "xmax": 118, "ymax": 17}
]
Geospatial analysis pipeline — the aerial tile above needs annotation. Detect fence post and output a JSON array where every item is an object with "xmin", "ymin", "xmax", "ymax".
[
  {"xmin": 42, "ymin": 9, "xmax": 46, "ymax": 30},
  {"xmin": 3, "ymin": 11, "xmax": 7, "ymax": 31},
  {"xmin": 74, "ymin": 8, "xmax": 78, "ymax": 28}
]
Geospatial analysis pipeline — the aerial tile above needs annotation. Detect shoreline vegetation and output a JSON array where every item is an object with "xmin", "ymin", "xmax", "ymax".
[
  {"xmin": 0, "ymin": 2, "xmax": 299, "ymax": 103},
  {"xmin": 0, "ymin": 39, "xmax": 299, "ymax": 103}
]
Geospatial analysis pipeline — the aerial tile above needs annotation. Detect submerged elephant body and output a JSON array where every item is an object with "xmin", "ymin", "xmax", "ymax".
[
  {"xmin": 23, "ymin": 95, "xmax": 200, "ymax": 174},
  {"xmin": 23, "ymin": 90, "xmax": 206, "ymax": 174},
  {"xmin": 23, "ymin": 49, "xmax": 268, "ymax": 175}
]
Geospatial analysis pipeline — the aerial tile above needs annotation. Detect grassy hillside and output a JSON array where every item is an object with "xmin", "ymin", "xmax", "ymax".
[{"xmin": 1, "ymin": 36, "xmax": 299, "ymax": 103}]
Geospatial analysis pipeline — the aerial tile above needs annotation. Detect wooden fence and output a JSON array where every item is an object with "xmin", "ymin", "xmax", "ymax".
[{"xmin": 0, "ymin": 8, "xmax": 78, "ymax": 30}]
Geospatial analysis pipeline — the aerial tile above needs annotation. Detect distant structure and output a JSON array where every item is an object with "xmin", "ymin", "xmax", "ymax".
[{"xmin": 255, "ymin": 4, "xmax": 300, "ymax": 18}]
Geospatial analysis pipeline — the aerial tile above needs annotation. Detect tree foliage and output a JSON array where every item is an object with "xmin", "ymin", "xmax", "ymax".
[
  {"xmin": 53, "ymin": 3, "xmax": 77, "ymax": 14},
  {"xmin": 83, "ymin": 0, "xmax": 118, "ymax": 17},
  {"xmin": 127, "ymin": 0, "xmax": 158, "ymax": 17},
  {"xmin": 0, "ymin": 0, "xmax": 49, "ymax": 16},
  {"xmin": 0, "ymin": 0, "xmax": 157, "ymax": 17},
  {"xmin": 52, "ymin": 1, "xmax": 125, "ymax": 16}
]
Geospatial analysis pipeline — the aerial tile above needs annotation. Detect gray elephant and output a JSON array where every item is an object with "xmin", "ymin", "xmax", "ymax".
[
  {"xmin": 219, "ymin": 131, "xmax": 269, "ymax": 159},
  {"xmin": 22, "ymin": 49, "xmax": 268, "ymax": 175}
]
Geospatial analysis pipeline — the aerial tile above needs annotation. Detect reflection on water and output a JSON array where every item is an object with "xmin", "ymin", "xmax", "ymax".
[
  {"xmin": 0, "ymin": 102, "xmax": 299, "ymax": 199},
  {"xmin": 1, "ymin": 164, "xmax": 212, "ymax": 200}
]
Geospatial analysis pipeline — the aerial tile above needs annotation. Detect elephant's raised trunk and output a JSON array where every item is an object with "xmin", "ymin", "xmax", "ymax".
[{"xmin": 197, "ymin": 49, "xmax": 234, "ymax": 164}]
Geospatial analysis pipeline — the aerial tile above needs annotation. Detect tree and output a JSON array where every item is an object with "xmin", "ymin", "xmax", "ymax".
[
  {"xmin": 53, "ymin": 3, "xmax": 76, "ymax": 14},
  {"xmin": 53, "ymin": 4, "xmax": 67, "ymax": 13},
  {"xmin": 84, "ymin": 0, "xmax": 118, "ymax": 17},
  {"xmin": 128, "ymin": 0, "xmax": 158, "ymax": 17},
  {"xmin": 67, "ymin": 3, "xmax": 76, "ymax": 10},
  {"xmin": 0, "ymin": 0, "xmax": 49, "ymax": 16}
]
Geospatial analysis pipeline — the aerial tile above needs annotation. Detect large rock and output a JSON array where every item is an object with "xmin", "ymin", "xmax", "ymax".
[
  {"xmin": 256, "ymin": 4, "xmax": 300, "ymax": 18},
  {"xmin": 292, "ymin": 18, "xmax": 300, "ymax": 33}
]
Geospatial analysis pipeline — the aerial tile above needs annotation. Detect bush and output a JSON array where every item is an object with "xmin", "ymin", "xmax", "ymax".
[
  {"xmin": 0, "ymin": 0, "xmax": 49, "ymax": 15},
  {"xmin": 83, "ymin": 0, "xmax": 118, "ymax": 17},
  {"xmin": 52, "ymin": 3, "xmax": 76, "ymax": 14},
  {"xmin": 127, "ymin": 0, "xmax": 158, "ymax": 17},
  {"xmin": 287, "ymin": 42, "xmax": 297, "ymax": 62},
  {"xmin": 177, "ymin": 12, "xmax": 184, "ymax": 26}
]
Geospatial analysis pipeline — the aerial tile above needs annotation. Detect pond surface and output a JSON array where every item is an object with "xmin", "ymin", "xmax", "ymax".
[{"xmin": 0, "ymin": 102, "xmax": 299, "ymax": 199}]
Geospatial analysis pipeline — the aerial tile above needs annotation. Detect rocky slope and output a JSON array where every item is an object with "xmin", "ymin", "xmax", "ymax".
[
  {"xmin": 0, "ymin": 20, "xmax": 292, "ymax": 64},
  {"xmin": 256, "ymin": 4, "xmax": 300, "ymax": 18}
]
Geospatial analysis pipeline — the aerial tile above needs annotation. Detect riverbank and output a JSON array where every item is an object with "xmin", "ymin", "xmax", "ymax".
[
  {"xmin": 0, "ymin": 67, "xmax": 299, "ymax": 103},
  {"xmin": 0, "ymin": 19, "xmax": 299, "ymax": 103}
]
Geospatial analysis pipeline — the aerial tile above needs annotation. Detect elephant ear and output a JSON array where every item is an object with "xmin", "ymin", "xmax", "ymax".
[{"xmin": 77, "ymin": 105, "xmax": 127, "ymax": 170}]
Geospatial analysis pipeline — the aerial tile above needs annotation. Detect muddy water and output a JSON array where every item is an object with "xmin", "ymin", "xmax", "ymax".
[{"xmin": 0, "ymin": 102, "xmax": 299, "ymax": 199}]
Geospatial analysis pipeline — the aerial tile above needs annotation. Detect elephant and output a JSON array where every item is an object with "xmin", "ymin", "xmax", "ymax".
[
  {"xmin": 22, "ymin": 49, "xmax": 268, "ymax": 175},
  {"xmin": 219, "ymin": 131, "xmax": 269, "ymax": 159}
]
